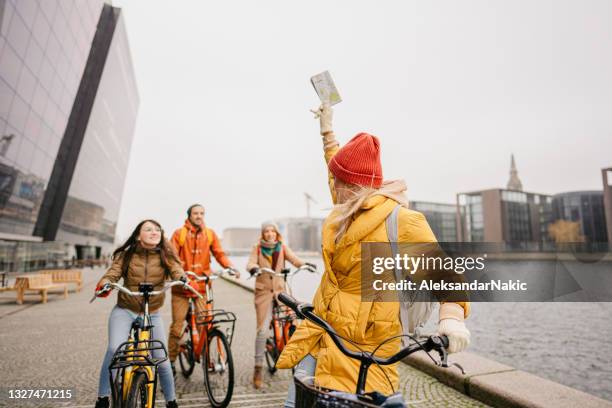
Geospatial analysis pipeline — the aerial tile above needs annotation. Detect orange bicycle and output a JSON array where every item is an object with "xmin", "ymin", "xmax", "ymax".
[
  {"xmin": 177, "ymin": 268, "xmax": 237, "ymax": 408},
  {"xmin": 251, "ymin": 265, "xmax": 316, "ymax": 374}
]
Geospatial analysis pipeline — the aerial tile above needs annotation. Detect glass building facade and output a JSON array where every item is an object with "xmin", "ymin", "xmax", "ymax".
[
  {"xmin": 552, "ymin": 191, "xmax": 608, "ymax": 244},
  {"xmin": 0, "ymin": 0, "xmax": 138, "ymax": 271},
  {"xmin": 409, "ymin": 201, "xmax": 459, "ymax": 242},
  {"xmin": 457, "ymin": 193, "xmax": 484, "ymax": 242},
  {"xmin": 0, "ymin": 0, "xmax": 105, "ymax": 237},
  {"xmin": 457, "ymin": 189, "xmax": 553, "ymax": 249}
]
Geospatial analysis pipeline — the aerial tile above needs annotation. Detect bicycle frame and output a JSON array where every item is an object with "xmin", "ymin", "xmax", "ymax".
[
  {"xmin": 182, "ymin": 271, "xmax": 236, "ymax": 364},
  {"xmin": 108, "ymin": 285, "xmax": 163, "ymax": 408},
  {"xmin": 270, "ymin": 297, "xmax": 296, "ymax": 353},
  {"xmin": 111, "ymin": 315, "xmax": 159, "ymax": 407}
]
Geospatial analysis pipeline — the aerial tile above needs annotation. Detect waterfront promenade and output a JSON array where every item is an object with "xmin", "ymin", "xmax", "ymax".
[{"xmin": 0, "ymin": 267, "xmax": 487, "ymax": 407}]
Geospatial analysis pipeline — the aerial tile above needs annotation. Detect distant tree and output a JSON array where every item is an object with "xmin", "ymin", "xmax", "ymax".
[{"xmin": 548, "ymin": 220, "xmax": 585, "ymax": 243}]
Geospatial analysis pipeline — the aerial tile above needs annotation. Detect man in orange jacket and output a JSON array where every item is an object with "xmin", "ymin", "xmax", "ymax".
[{"xmin": 168, "ymin": 204, "xmax": 239, "ymax": 374}]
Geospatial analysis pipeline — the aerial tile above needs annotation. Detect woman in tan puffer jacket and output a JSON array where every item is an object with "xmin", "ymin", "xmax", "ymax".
[{"xmin": 94, "ymin": 219, "xmax": 186, "ymax": 408}]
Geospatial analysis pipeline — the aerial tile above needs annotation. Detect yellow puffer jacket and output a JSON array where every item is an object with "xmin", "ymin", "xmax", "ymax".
[{"xmin": 276, "ymin": 138, "xmax": 469, "ymax": 395}]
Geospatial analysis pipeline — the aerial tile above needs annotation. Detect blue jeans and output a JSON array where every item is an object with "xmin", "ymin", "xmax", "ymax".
[
  {"xmin": 285, "ymin": 354, "xmax": 317, "ymax": 408},
  {"xmin": 98, "ymin": 306, "xmax": 176, "ymax": 401}
]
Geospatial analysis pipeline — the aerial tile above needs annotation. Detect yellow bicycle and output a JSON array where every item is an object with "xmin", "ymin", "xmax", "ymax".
[{"xmin": 92, "ymin": 280, "xmax": 201, "ymax": 408}]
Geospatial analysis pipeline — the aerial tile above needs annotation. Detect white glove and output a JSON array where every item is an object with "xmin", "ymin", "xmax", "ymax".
[
  {"xmin": 437, "ymin": 318, "xmax": 470, "ymax": 354},
  {"xmin": 310, "ymin": 103, "xmax": 333, "ymax": 135}
]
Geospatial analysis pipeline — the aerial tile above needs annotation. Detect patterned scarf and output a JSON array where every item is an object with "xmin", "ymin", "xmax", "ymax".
[{"xmin": 260, "ymin": 240, "xmax": 282, "ymax": 268}]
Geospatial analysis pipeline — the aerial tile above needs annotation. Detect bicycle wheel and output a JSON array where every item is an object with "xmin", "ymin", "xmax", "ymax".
[
  {"xmin": 265, "ymin": 337, "xmax": 278, "ymax": 374},
  {"xmin": 203, "ymin": 329, "xmax": 234, "ymax": 408},
  {"xmin": 125, "ymin": 371, "xmax": 149, "ymax": 408},
  {"xmin": 178, "ymin": 325, "xmax": 196, "ymax": 377}
]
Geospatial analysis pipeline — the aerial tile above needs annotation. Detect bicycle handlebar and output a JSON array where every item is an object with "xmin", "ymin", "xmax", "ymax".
[
  {"xmin": 185, "ymin": 271, "xmax": 219, "ymax": 282},
  {"xmin": 277, "ymin": 292, "xmax": 449, "ymax": 366},
  {"xmin": 253, "ymin": 264, "xmax": 316, "ymax": 278},
  {"xmin": 91, "ymin": 280, "xmax": 202, "ymax": 303},
  {"xmin": 185, "ymin": 267, "xmax": 238, "ymax": 282}
]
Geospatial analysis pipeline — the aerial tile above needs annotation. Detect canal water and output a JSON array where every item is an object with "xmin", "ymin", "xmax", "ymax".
[{"xmin": 220, "ymin": 255, "xmax": 612, "ymax": 401}]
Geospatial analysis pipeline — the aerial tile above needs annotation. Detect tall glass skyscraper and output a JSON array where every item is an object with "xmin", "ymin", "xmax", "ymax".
[{"xmin": 0, "ymin": 0, "xmax": 138, "ymax": 270}]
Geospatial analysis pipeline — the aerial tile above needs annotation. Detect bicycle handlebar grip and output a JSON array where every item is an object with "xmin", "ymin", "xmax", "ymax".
[
  {"xmin": 278, "ymin": 292, "xmax": 301, "ymax": 315},
  {"xmin": 438, "ymin": 335, "xmax": 449, "ymax": 349}
]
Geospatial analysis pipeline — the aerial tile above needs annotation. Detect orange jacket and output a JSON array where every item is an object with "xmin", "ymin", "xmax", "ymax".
[{"xmin": 171, "ymin": 220, "xmax": 231, "ymax": 294}]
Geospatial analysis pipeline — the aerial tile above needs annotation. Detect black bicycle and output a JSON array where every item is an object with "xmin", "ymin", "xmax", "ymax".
[{"xmin": 278, "ymin": 293, "xmax": 455, "ymax": 408}]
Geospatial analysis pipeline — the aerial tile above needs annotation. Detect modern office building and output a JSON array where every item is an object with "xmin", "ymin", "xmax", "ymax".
[
  {"xmin": 603, "ymin": 168, "xmax": 612, "ymax": 245},
  {"xmin": 409, "ymin": 201, "xmax": 459, "ymax": 242},
  {"xmin": 552, "ymin": 191, "xmax": 608, "ymax": 244},
  {"xmin": 456, "ymin": 189, "xmax": 554, "ymax": 248},
  {"xmin": 456, "ymin": 156, "xmax": 554, "ymax": 249},
  {"xmin": 222, "ymin": 227, "xmax": 260, "ymax": 252},
  {"xmin": 0, "ymin": 1, "xmax": 138, "ymax": 271}
]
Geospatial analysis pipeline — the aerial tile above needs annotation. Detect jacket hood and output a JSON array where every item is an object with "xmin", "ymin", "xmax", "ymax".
[
  {"xmin": 184, "ymin": 219, "xmax": 204, "ymax": 232},
  {"xmin": 334, "ymin": 179, "xmax": 410, "ymax": 251}
]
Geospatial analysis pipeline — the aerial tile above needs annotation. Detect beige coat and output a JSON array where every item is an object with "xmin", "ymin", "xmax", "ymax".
[{"xmin": 246, "ymin": 243, "xmax": 304, "ymax": 329}]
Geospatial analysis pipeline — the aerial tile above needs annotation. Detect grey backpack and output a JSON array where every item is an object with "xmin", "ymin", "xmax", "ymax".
[{"xmin": 385, "ymin": 205, "xmax": 436, "ymax": 346}]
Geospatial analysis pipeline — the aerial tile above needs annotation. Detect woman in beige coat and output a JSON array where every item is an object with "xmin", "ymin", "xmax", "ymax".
[{"xmin": 246, "ymin": 221, "xmax": 315, "ymax": 388}]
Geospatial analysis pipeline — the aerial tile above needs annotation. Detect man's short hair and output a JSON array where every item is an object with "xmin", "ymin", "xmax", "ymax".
[{"xmin": 187, "ymin": 204, "xmax": 204, "ymax": 217}]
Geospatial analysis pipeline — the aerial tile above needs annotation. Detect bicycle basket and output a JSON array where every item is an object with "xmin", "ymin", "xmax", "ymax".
[
  {"xmin": 196, "ymin": 308, "xmax": 237, "ymax": 344},
  {"xmin": 294, "ymin": 377, "xmax": 381, "ymax": 408},
  {"xmin": 109, "ymin": 339, "xmax": 168, "ymax": 369}
]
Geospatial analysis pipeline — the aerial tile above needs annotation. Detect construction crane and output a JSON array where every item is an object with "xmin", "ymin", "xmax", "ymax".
[{"xmin": 304, "ymin": 192, "xmax": 317, "ymax": 218}]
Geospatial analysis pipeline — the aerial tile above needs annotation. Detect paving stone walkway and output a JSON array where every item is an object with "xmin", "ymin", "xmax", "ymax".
[{"xmin": 0, "ymin": 268, "xmax": 488, "ymax": 407}]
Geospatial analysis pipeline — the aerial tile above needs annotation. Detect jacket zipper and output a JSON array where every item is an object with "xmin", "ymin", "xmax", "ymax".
[
  {"xmin": 194, "ymin": 229, "xmax": 199, "ymax": 270},
  {"xmin": 144, "ymin": 250, "xmax": 148, "ymax": 282}
]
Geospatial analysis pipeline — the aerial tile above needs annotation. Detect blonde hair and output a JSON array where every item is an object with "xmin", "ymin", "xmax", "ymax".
[
  {"xmin": 260, "ymin": 225, "xmax": 283, "ymax": 243},
  {"xmin": 331, "ymin": 179, "xmax": 411, "ymax": 243},
  {"xmin": 331, "ymin": 186, "xmax": 379, "ymax": 243}
]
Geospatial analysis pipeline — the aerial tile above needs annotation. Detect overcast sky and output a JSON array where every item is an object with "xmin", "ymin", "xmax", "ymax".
[{"xmin": 111, "ymin": 0, "xmax": 612, "ymax": 241}]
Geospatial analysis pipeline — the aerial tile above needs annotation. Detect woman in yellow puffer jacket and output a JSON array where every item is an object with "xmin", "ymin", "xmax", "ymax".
[{"xmin": 277, "ymin": 104, "xmax": 471, "ymax": 407}]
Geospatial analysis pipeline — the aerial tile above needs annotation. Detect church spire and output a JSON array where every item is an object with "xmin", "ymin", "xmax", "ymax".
[{"xmin": 507, "ymin": 154, "xmax": 523, "ymax": 191}]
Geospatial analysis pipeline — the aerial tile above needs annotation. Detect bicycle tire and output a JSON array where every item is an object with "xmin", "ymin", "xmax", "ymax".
[
  {"xmin": 203, "ymin": 329, "xmax": 234, "ymax": 408},
  {"xmin": 125, "ymin": 371, "xmax": 149, "ymax": 408},
  {"xmin": 178, "ymin": 325, "xmax": 196, "ymax": 377}
]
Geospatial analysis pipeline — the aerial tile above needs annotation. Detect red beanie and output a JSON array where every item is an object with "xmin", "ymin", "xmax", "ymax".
[{"xmin": 328, "ymin": 132, "xmax": 383, "ymax": 188}]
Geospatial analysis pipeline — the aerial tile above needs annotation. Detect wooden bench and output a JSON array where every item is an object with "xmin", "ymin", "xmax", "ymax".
[
  {"xmin": 0, "ymin": 271, "xmax": 9, "ymax": 292},
  {"xmin": 40, "ymin": 269, "xmax": 83, "ymax": 292},
  {"xmin": 15, "ymin": 274, "xmax": 68, "ymax": 304}
]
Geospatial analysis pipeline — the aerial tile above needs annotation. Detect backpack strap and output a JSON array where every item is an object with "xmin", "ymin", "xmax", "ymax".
[
  {"xmin": 179, "ymin": 227, "xmax": 188, "ymax": 247},
  {"xmin": 205, "ymin": 228, "xmax": 213, "ymax": 246},
  {"xmin": 385, "ymin": 204, "xmax": 411, "ymax": 306}
]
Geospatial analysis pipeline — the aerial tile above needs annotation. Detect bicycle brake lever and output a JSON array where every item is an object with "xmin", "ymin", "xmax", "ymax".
[
  {"xmin": 436, "ymin": 347, "xmax": 449, "ymax": 368},
  {"xmin": 435, "ymin": 349, "xmax": 466, "ymax": 375}
]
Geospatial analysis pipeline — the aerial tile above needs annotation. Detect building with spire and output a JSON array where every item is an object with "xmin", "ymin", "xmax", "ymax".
[
  {"xmin": 507, "ymin": 154, "xmax": 523, "ymax": 191},
  {"xmin": 456, "ymin": 154, "xmax": 554, "ymax": 248}
]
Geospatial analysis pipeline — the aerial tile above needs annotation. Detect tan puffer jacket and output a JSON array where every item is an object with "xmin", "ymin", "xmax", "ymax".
[{"xmin": 99, "ymin": 244, "xmax": 185, "ymax": 313}]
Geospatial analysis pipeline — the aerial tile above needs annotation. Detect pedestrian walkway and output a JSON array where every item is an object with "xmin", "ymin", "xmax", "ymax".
[{"xmin": 0, "ymin": 268, "xmax": 488, "ymax": 407}]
